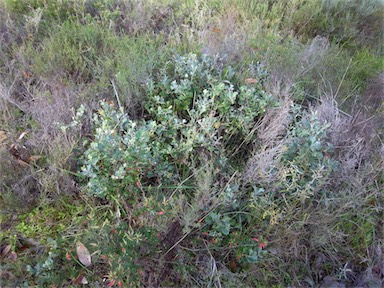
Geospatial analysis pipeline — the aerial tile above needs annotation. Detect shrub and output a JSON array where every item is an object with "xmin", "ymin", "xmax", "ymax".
[
  {"xmin": 76, "ymin": 53, "xmax": 278, "ymax": 285},
  {"xmin": 245, "ymin": 106, "xmax": 337, "ymax": 229},
  {"xmin": 279, "ymin": 110, "xmax": 336, "ymax": 196},
  {"xmin": 146, "ymin": 53, "xmax": 275, "ymax": 149},
  {"xmin": 80, "ymin": 101, "xmax": 160, "ymax": 200},
  {"xmin": 81, "ymin": 53, "xmax": 276, "ymax": 200}
]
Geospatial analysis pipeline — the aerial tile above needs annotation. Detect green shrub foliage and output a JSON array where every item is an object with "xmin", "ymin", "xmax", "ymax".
[{"xmin": 81, "ymin": 54, "xmax": 277, "ymax": 201}]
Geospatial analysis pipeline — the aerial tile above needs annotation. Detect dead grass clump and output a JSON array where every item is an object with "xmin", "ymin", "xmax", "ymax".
[
  {"xmin": 0, "ymin": 79, "xmax": 85, "ymax": 201},
  {"xmin": 257, "ymin": 99, "xmax": 292, "ymax": 143},
  {"xmin": 243, "ymin": 91, "xmax": 382, "ymax": 286},
  {"xmin": 0, "ymin": 133, "xmax": 39, "ymax": 209},
  {"xmin": 201, "ymin": 7, "xmax": 252, "ymax": 64},
  {"xmin": 0, "ymin": 85, "xmax": 15, "ymax": 127},
  {"xmin": 0, "ymin": 85, "xmax": 35, "ymax": 201},
  {"xmin": 301, "ymin": 36, "xmax": 330, "ymax": 67},
  {"xmin": 105, "ymin": 0, "xmax": 175, "ymax": 36},
  {"xmin": 315, "ymin": 95, "xmax": 382, "ymax": 180},
  {"xmin": 262, "ymin": 35, "xmax": 331, "ymax": 99},
  {"xmin": 260, "ymin": 34, "xmax": 359, "ymax": 105},
  {"xmin": 2, "ymin": 76, "xmax": 85, "ymax": 149},
  {"xmin": 248, "ymin": 178, "xmax": 380, "ymax": 286},
  {"xmin": 27, "ymin": 81, "xmax": 84, "ymax": 137},
  {"xmin": 243, "ymin": 100, "xmax": 292, "ymax": 184},
  {"xmin": 306, "ymin": 95, "xmax": 383, "ymax": 285}
]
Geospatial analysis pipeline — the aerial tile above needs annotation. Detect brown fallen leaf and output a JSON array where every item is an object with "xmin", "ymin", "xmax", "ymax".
[
  {"xmin": 76, "ymin": 241, "xmax": 92, "ymax": 267},
  {"xmin": 22, "ymin": 70, "xmax": 32, "ymax": 80},
  {"xmin": 17, "ymin": 131, "xmax": 28, "ymax": 142},
  {"xmin": 1, "ymin": 245, "xmax": 11, "ymax": 257},
  {"xmin": 9, "ymin": 143, "xmax": 31, "ymax": 163},
  {"xmin": 16, "ymin": 159, "xmax": 31, "ymax": 167},
  {"xmin": 73, "ymin": 273, "xmax": 88, "ymax": 285},
  {"xmin": 29, "ymin": 155, "xmax": 42, "ymax": 163},
  {"xmin": 8, "ymin": 251, "xmax": 17, "ymax": 261},
  {"xmin": 245, "ymin": 78, "xmax": 258, "ymax": 84}
]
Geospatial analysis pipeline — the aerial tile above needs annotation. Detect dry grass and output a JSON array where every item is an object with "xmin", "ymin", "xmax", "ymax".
[
  {"xmin": 241, "ymin": 79, "xmax": 383, "ymax": 286},
  {"xmin": 316, "ymin": 83, "xmax": 383, "ymax": 287},
  {"xmin": 0, "ymin": 77, "xmax": 85, "ymax": 202},
  {"xmin": 243, "ymin": 100, "xmax": 292, "ymax": 185},
  {"xmin": 107, "ymin": 0, "xmax": 175, "ymax": 36},
  {"xmin": 201, "ymin": 7, "xmax": 252, "ymax": 64},
  {"xmin": 315, "ymin": 93, "xmax": 382, "ymax": 182}
]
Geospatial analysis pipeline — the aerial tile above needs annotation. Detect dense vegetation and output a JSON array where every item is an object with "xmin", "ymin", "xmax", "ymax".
[{"xmin": 0, "ymin": 0, "xmax": 383, "ymax": 287}]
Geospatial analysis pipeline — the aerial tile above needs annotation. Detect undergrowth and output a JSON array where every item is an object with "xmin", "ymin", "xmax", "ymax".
[{"xmin": 0, "ymin": 0, "xmax": 383, "ymax": 287}]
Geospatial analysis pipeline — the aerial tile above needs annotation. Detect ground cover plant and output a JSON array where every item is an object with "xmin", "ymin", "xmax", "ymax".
[{"xmin": 0, "ymin": 0, "xmax": 383, "ymax": 287}]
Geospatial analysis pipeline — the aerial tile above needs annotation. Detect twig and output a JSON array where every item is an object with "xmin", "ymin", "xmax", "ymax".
[
  {"xmin": 335, "ymin": 58, "xmax": 352, "ymax": 99},
  {"xmin": 110, "ymin": 79, "xmax": 123, "ymax": 112},
  {"xmin": 203, "ymin": 240, "xmax": 222, "ymax": 288},
  {"xmin": 162, "ymin": 230, "xmax": 192, "ymax": 258}
]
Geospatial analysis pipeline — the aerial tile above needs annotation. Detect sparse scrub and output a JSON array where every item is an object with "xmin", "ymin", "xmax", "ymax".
[{"xmin": 0, "ymin": 0, "xmax": 383, "ymax": 287}]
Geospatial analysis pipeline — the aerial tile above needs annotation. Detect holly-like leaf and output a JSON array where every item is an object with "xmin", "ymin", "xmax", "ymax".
[{"xmin": 76, "ymin": 242, "xmax": 92, "ymax": 267}]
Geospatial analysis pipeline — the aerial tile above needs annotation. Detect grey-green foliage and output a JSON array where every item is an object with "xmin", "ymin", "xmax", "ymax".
[
  {"xmin": 80, "ymin": 53, "xmax": 277, "ymax": 200},
  {"xmin": 146, "ymin": 53, "xmax": 277, "ymax": 154},
  {"xmin": 80, "ymin": 103, "xmax": 159, "ymax": 199},
  {"xmin": 247, "ymin": 107, "xmax": 338, "ymax": 209},
  {"xmin": 278, "ymin": 110, "xmax": 337, "ymax": 199},
  {"xmin": 26, "ymin": 239, "xmax": 58, "ymax": 285}
]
